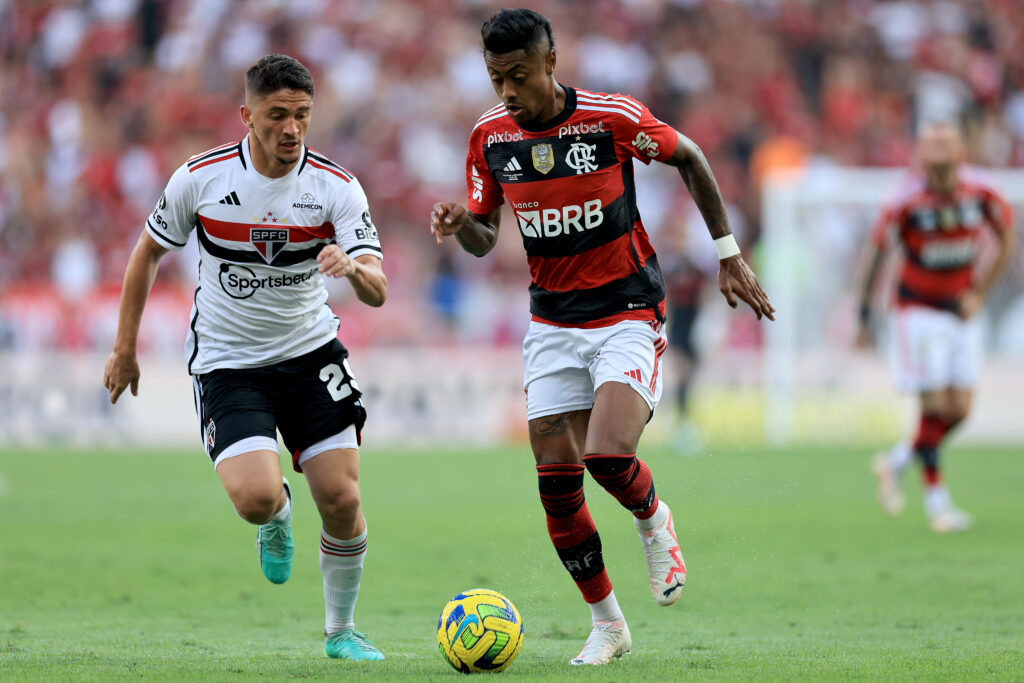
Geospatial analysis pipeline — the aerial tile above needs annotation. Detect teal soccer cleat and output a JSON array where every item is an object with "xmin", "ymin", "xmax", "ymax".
[
  {"xmin": 325, "ymin": 630, "xmax": 385, "ymax": 661},
  {"xmin": 257, "ymin": 479, "xmax": 293, "ymax": 584}
]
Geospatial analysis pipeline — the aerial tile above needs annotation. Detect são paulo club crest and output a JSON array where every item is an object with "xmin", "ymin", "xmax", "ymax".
[
  {"xmin": 205, "ymin": 418, "xmax": 216, "ymax": 453},
  {"xmin": 250, "ymin": 227, "xmax": 288, "ymax": 263},
  {"xmin": 531, "ymin": 143, "xmax": 554, "ymax": 174}
]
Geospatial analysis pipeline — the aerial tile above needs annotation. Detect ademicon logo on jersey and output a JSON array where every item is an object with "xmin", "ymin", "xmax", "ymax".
[
  {"xmin": 514, "ymin": 199, "xmax": 603, "ymax": 238},
  {"xmin": 219, "ymin": 263, "xmax": 319, "ymax": 299}
]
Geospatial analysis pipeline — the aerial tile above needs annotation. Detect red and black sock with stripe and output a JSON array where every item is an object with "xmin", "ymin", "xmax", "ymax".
[
  {"xmin": 583, "ymin": 453, "xmax": 659, "ymax": 519},
  {"xmin": 536, "ymin": 463, "xmax": 612, "ymax": 603},
  {"xmin": 914, "ymin": 412, "xmax": 948, "ymax": 486}
]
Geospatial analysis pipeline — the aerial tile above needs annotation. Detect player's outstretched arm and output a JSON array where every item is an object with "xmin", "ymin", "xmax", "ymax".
[
  {"xmin": 317, "ymin": 247, "xmax": 388, "ymax": 307},
  {"xmin": 664, "ymin": 132, "xmax": 775, "ymax": 321},
  {"xmin": 430, "ymin": 203, "xmax": 501, "ymax": 257},
  {"xmin": 103, "ymin": 231, "xmax": 168, "ymax": 403},
  {"xmin": 855, "ymin": 244, "xmax": 886, "ymax": 348}
]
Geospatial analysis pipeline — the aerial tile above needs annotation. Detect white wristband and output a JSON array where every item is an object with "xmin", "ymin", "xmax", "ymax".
[{"xmin": 714, "ymin": 234, "xmax": 740, "ymax": 260}]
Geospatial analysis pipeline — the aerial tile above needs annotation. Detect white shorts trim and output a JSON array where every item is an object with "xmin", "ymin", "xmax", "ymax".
[
  {"xmin": 523, "ymin": 319, "xmax": 668, "ymax": 420},
  {"xmin": 295, "ymin": 424, "xmax": 359, "ymax": 468},
  {"xmin": 212, "ymin": 436, "xmax": 279, "ymax": 469}
]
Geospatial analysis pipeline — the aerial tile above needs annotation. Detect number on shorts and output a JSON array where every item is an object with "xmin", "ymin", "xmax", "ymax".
[{"xmin": 319, "ymin": 360, "xmax": 359, "ymax": 401}]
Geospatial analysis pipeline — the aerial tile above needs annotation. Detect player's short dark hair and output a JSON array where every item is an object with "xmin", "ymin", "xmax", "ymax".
[
  {"xmin": 245, "ymin": 54, "xmax": 314, "ymax": 99},
  {"xmin": 481, "ymin": 8, "xmax": 554, "ymax": 56}
]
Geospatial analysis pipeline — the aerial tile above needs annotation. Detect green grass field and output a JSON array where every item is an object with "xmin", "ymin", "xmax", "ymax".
[{"xmin": 1, "ymin": 443, "xmax": 1022, "ymax": 681}]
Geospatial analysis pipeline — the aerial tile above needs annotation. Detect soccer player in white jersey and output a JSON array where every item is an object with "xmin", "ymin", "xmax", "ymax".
[
  {"xmin": 103, "ymin": 54, "xmax": 388, "ymax": 661},
  {"xmin": 431, "ymin": 9, "xmax": 774, "ymax": 666}
]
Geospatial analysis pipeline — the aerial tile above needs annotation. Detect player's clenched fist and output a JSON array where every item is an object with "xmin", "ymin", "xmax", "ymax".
[
  {"xmin": 317, "ymin": 244, "xmax": 356, "ymax": 278},
  {"xmin": 430, "ymin": 202, "xmax": 468, "ymax": 244}
]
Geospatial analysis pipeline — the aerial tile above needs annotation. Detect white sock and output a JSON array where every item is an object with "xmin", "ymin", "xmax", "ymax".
[
  {"xmin": 272, "ymin": 488, "xmax": 291, "ymax": 522},
  {"xmin": 320, "ymin": 525, "xmax": 367, "ymax": 635},
  {"xmin": 636, "ymin": 499, "xmax": 670, "ymax": 531},
  {"xmin": 888, "ymin": 442, "xmax": 913, "ymax": 474},
  {"xmin": 924, "ymin": 485, "xmax": 950, "ymax": 517},
  {"xmin": 587, "ymin": 590, "xmax": 624, "ymax": 623}
]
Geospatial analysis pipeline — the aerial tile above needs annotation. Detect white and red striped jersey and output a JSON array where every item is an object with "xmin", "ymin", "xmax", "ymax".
[{"xmin": 146, "ymin": 135, "xmax": 382, "ymax": 374}]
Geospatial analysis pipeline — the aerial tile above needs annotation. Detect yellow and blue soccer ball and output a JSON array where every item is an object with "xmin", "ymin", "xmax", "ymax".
[{"xmin": 437, "ymin": 589, "xmax": 524, "ymax": 673}]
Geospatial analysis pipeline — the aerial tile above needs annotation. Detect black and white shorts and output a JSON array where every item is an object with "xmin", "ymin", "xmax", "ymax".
[{"xmin": 192, "ymin": 339, "xmax": 366, "ymax": 472}]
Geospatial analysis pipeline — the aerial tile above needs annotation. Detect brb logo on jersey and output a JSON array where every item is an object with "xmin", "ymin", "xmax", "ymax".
[
  {"xmin": 515, "ymin": 199, "xmax": 603, "ymax": 238},
  {"xmin": 251, "ymin": 228, "xmax": 288, "ymax": 263},
  {"xmin": 565, "ymin": 142, "xmax": 598, "ymax": 175}
]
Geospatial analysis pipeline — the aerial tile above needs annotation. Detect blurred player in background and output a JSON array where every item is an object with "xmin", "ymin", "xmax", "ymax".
[
  {"xmin": 431, "ymin": 8, "xmax": 773, "ymax": 666},
  {"xmin": 858, "ymin": 120, "xmax": 1014, "ymax": 533},
  {"xmin": 102, "ymin": 55, "xmax": 389, "ymax": 660}
]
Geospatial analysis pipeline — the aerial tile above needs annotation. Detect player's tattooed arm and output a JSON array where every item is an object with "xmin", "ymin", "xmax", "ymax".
[
  {"xmin": 430, "ymin": 203, "xmax": 501, "ymax": 256},
  {"xmin": 664, "ymin": 132, "xmax": 731, "ymax": 240},
  {"xmin": 664, "ymin": 132, "xmax": 775, "ymax": 321}
]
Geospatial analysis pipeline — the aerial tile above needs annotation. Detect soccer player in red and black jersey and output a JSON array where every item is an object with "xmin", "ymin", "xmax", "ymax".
[
  {"xmin": 430, "ymin": 9, "xmax": 773, "ymax": 665},
  {"xmin": 858, "ymin": 120, "xmax": 1014, "ymax": 533}
]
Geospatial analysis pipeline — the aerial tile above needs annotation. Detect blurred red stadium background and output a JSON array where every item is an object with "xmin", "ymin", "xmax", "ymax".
[{"xmin": 2, "ymin": 0, "xmax": 1023, "ymax": 447}]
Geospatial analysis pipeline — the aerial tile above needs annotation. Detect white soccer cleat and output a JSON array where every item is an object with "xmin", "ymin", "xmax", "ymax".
[
  {"xmin": 872, "ymin": 452, "xmax": 905, "ymax": 516},
  {"xmin": 929, "ymin": 505, "xmax": 973, "ymax": 534},
  {"xmin": 635, "ymin": 503, "xmax": 686, "ymax": 606},
  {"xmin": 570, "ymin": 621, "xmax": 631, "ymax": 666}
]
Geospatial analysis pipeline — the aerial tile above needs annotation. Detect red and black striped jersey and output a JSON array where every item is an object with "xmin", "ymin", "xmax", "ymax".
[
  {"xmin": 872, "ymin": 167, "xmax": 1012, "ymax": 311},
  {"xmin": 466, "ymin": 86, "xmax": 678, "ymax": 327}
]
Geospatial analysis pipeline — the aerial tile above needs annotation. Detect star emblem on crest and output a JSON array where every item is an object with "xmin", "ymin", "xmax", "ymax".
[{"xmin": 252, "ymin": 211, "xmax": 287, "ymax": 224}]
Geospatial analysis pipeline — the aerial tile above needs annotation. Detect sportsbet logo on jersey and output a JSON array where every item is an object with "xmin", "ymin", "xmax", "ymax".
[
  {"xmin": 514, "ymin": 199, "xmax": 603, "ymax": 238},
  {"xmin": 218, "ymin": 263, "xmax": 319, "ymax": 299}
]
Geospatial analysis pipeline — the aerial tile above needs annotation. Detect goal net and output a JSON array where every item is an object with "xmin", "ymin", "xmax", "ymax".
[{"xmin": 761, "ymin": 166, "xmax": 1024, "ymax": 446}]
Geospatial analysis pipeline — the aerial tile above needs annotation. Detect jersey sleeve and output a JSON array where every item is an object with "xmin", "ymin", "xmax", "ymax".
[
  {"xmin": 332, "ymin": 178, "xmax": 383, "ymax": 261},
  {"xmin": 145, "ymin": 163, "xmax": 196, "ymax": 250},
  {"xmin": 465, "ymin": 138, "xmax": 503, "ymax": 215},
  {"xmin": 618, "ymin": 97, "xmax": 678, "ymax": 166},
  {"xmin": 983, "ymin": 187, "xmax": 1014, "ymax": 232},
  {"xmin": 871, "ymin": 204, "xmax": 901, "ymax": 248}
]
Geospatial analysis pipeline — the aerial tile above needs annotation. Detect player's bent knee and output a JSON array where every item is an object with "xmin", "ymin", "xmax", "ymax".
[
  {"xmin": 316, "ymin": 485, "xmax": 362, "ymax": 524},
  {"xmin": 231, "ymin": 489, "xmax": 281, "ymax": 525},
  {"xmin": 946, "ymin": 406, "xmax": 970, "ymax": 429}
]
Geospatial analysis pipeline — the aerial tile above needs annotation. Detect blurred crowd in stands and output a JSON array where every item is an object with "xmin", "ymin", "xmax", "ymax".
[{"xmin": 2, "ymin": 0, "xmax": 1024, "ymax": 352}]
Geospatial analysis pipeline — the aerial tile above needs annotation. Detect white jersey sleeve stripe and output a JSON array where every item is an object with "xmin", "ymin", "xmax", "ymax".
[
  {"xmin": 472, "ymin": 110, "xmax": 511, "ymax": 131},
  {"xmin": 146, "ymin": 218, "xmax": 188, "ymax": 248},
  {"xmin": 576, "ymin": 104, "xmax": 641, "ymax": 124},
  {"xmin": 577, "ymin": 91, "xmax": 643, "ymax": 115}
]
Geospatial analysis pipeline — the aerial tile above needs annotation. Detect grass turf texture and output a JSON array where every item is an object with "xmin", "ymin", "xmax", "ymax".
[{"xmin": 1, "ymin": 444, "xmax": 1021, "ymax": 681}]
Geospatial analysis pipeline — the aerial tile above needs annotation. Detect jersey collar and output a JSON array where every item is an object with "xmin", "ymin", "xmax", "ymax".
[
  {"xmin": 515, "ymin": 84, "xmax": 577, "ymax": 133},
  {"xmin": 240, "ymin": 134, "xmax": 307, "ymax": 183}
]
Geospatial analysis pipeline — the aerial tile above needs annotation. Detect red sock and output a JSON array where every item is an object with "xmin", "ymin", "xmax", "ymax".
[
  {"xmin": 914, "ymin": 413, "xmax": 948, "ymax": 486},
  {"xmin": 536, "ymin": 463, "xmax": 612, "ymax": 603},
  {"xmin": 583, "ymin": 453, "xmax": 659, "ymax": 519}
]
